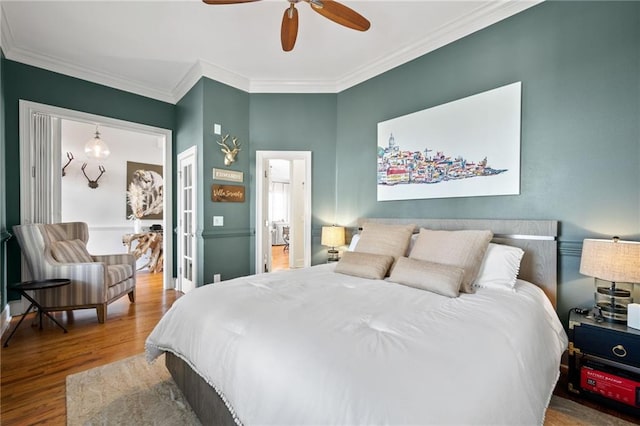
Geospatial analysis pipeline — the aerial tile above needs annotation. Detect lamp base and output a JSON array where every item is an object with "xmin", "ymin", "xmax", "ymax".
[{"xmin": 327, "ymin": 248, "xmax": 339, "ymax": 262}]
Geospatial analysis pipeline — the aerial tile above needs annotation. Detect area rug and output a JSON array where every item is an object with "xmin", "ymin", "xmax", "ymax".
[{"xmin": 67, "ymin": 354, "xmax": 635, "ymax": 426}]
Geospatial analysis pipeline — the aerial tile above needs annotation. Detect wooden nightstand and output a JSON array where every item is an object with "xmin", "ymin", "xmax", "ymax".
[{"xmin": 568, "ymin": 310, "xmax": 640, "ymax": 417}]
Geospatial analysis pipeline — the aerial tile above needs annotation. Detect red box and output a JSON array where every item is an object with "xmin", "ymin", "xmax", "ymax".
[{"xmin": 580, "ymin": 365, "xmax": 640, "ymax": 407}]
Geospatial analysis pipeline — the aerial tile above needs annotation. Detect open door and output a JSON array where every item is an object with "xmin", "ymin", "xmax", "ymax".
[
  {"xmin": 256, "ymin": 151, "xmax": 311, "ymax": 274},
  {"xmin": 290, "ymin": 159, "xmax": 306, "ymax": 268},
  {"xmin": 177, "ymin": 147, "xmax": 197, "ymax": 293},
  {"xmin": 261, "ymin": 157, "xmax": 272, "ymax": 273}
]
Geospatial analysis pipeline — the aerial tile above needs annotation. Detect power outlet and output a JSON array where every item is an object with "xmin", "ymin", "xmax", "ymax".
[
  {"xmin": 213, "ymin": 274, "xmax": 221, "ymax": 283},
  {"xmin": 213, "ymin": 216, "xmax": 224, "ymax": 227}
]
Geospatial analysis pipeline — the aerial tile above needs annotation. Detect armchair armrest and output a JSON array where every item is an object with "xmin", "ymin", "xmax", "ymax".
[
  {"xmin": 93, "ymin": 253, "xmax": 136, "ymax": 268},
  {"xmin": 36, "ymin": 261, "xmax": 109, "ymax": 305}
]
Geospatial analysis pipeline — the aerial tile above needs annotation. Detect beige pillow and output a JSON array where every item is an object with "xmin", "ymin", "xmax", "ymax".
[
  {"xmin": 50, "ymin": 239, "xmax": 94, "ymax": 263},
  {"xmin": 355, "ymin": 222, "xmax": 415, "ymax": 272},
  {"xmin": 409, "ymin": 229, "xmax": 493, "ymax": 293},
  {"xmin": 390, "ymin": 257, "xmax": 464, "ymax": 298},
  {"xmin": 335, "ymin": 252, "xmax": 395, "ymax": 280}
]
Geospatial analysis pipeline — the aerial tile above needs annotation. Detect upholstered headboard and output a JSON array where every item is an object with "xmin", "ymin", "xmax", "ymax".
[{"xmin": 357, "ymin": 218, "xmax": 558, "ymax": 307}]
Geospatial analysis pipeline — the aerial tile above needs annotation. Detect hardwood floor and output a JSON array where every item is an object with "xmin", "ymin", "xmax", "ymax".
[
  {"xmin": 271, "ymin": 244, "xmax": 289, "ymax": 272},
  {"xmin": 0, "ymin": 272, "xmax": 177, "ymax": 425}
]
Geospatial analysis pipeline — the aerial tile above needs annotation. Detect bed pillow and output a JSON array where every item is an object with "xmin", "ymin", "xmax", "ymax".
[
  {"xmin": 409, "ymin": 228, "xmax": 493, "ymax": 293},
  {"xmin": 355, "ymin": 222, "xmax": 415, "ymax": 269},
  {"xmin": 473, "ymin": 243, "xmax": 525, "ymax": 290},
  {"xmin": 390, "ymin": 257, "xmax": 464, "ymax": 298},
  {"xmin": 50, "ymin": 239, "xmax": 94, "ymax": 263},
  {"xmin": 335, "ymin": 251, "xmax": 395, "ymax": 280},
  {"xmin": 348, "ymin": 234, "xmax": 361, "ymax": 252}
]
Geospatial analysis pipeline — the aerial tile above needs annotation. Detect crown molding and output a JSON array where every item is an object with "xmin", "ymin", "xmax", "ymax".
[
  {"xmin": 4, "ymin": 45, "xmax": 176, "ymax": 104},
  {"xmin": 334, "ymin": 0, "xmax": 543, "ymax": 92},
  {"xmin": 1, "ymin": 0, "xmax": 543, "ymax": 102}
]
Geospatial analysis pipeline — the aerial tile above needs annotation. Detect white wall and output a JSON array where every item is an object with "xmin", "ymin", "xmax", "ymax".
[{"xmin": 61, "ymin": 119, "xmax": 163, "ymax": 257}]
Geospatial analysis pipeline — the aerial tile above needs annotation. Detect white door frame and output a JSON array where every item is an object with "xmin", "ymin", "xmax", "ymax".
[
  {"xmin": 176, "ymin": 146, "xmax": 197, "ymax": 293},
  {"xmin": 18, "ymin": 100, "xmax": 174, "ymax": 289},
  {"xmin": 256, "ymin": 151, "xmax": 312, "ymax": 274}
]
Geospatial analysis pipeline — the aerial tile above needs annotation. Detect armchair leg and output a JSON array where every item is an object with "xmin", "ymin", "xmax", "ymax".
[
  {"xmin": 128, "ymin": 290, "xmax": 136, "ymax": 303},
  {"xmin": 96, "ymin": 304, "xmax": 107, "ymax": 324}
]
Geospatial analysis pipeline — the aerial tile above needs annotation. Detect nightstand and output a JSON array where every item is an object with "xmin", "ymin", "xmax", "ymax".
[{"xmin": 568, "ymin": 310, "xmax": 640, "ymax": 417}]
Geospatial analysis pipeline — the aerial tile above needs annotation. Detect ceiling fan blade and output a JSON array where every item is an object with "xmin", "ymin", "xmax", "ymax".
[
  {"xmin": 309, "ymin": 0, "xmax": 370, "ymax": 31},
  {"xmin": 202, "ymin": 0, "xmax": 261, "ymax": 4},
  {"xmin": 281, "ymin": 4, "xmax": 299, "ymax": 52}
]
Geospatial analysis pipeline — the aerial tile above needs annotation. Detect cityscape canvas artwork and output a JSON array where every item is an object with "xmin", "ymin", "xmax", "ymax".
[{"xmin": 377, "ymin": 82, "xmax": 521, "ymax": 201}]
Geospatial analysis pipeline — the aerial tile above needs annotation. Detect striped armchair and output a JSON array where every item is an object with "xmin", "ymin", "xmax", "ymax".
[{"xmin": 13, "ymin": 222, "xmax": 136, "ymax": 323}]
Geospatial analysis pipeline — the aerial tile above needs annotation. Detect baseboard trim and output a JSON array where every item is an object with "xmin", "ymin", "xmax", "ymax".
[{"xmin": 1, "ymin": 304, "xmax": 10, "ymax": 338}]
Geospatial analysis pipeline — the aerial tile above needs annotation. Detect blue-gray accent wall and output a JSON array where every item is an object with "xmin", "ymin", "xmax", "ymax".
[
  {"xmin": 1, "ymin": 1, "xmax": 638, "ymax": 330},
  {"xmin": 0, "ymin": 49, "xmax": 8, "ymax": 309},
  {"xmin": 334, "ymin": 1, "xmax": 640, "ymax": 327},
  {"xmin": 248, "ymin": 93, "xmax": 339, "ymax": 272},
  {"xmin": 2, "ymin": 59, "xmax": 175, "ymax": 301}
]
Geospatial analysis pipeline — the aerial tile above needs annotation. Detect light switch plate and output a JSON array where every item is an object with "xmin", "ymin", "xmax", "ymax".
[
  {"xmin": 213, "ymin": 216, "xmax": 224, "ymax": 226},
  {"xmin": 214, "ymin": 124, "xmax": 222, "ymax": 135}
]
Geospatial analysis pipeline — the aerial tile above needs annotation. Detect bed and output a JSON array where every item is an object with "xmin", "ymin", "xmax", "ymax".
[{"xmin": 146, "ymin": 218, "xmax": 568, "ymax": 425}]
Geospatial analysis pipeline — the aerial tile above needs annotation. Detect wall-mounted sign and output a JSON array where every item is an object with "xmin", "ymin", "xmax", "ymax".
[
  {"xmin": 213, "ymin": 168, "xmax": 244, "ymax": 183},
  {"xmin": 212, "ymin": 184, "xmax": 245, "ymax": 203}
]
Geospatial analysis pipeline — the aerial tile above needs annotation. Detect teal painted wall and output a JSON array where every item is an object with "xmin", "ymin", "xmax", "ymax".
[
  {"xmin": 201, "ymin": 78, "xmax": 251, "ymax": 283},
  {"xmin": 175, "ymin": 80, "xmax": 204, "ymax": 282},
  {"xmin": 0, "ymin": 50, "xmax": 7, "ymax": 309},
  {"xmin": 335, "ymin": 1, "xmax": 640, "ymax": 327},
  {"xmin": 2, "ymin": 59, "xmax": 175, "ymax": 299},
  {"xmin": 248, "ymin": 93, "xmax": 338, "ymax": 271},
  {"xmin": 2, "ymin": 1, "xmax": 638, "ymax": 331}
]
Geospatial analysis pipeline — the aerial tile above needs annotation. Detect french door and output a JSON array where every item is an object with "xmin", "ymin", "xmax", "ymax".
[{"xmin": 177, "ymin": 147, "xmax": 197, "ymax": 293}]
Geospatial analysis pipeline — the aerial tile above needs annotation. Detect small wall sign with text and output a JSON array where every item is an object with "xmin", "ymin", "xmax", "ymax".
[
  {"xmin": 213, "ymin": 168, "xmax": 243, "ymax": 183},
  {"xmin": 212, "ymin": 184, "xmax": 245, "ymax": 203}
]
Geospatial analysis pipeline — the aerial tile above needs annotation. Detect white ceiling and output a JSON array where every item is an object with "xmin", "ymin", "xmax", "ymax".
[{"xmin": 1, "ymin": 0, "xmax": 541, "ymax": 104}]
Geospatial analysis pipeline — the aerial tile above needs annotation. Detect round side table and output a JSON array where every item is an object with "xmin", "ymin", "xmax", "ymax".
[{"xmin": 3, "ymin": 278, "xmax": 71, "ymax": 347}]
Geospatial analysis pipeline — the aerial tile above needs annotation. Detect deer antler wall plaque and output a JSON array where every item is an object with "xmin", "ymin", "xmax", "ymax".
[
  {"xmin": 81, "ymin": 163, "xmax": 106, "ymax": 189},
  {"xmin": 62, "ymin": 152, "xmax": 74, "ymax": 177},
  {"xmin": 217, "ymin": 134, "xmax": 241, "ymax": 167}
]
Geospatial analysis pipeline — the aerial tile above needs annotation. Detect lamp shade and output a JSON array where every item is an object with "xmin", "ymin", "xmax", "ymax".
[
  {"xmin": 580, "ymin": 238, "xmax": 640, "ymax": 283},
  {"xmin": 321, "ymin": 226, "xmax": 345, "ymax": 247}
]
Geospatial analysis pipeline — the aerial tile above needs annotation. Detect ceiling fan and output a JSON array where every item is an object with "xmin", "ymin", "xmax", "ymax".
[{"xmin": 202, "ymin": 0, "xmax": 371, "ymax": 52}]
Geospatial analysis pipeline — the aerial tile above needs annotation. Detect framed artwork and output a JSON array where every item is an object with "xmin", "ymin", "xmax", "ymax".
[
  {"xmin": 377, "ymin": 82, "xmax": 521, "ymax": 201},
  {"xmin": 126, "ymin": 161, "xmax": 163, "ymax": 219}
]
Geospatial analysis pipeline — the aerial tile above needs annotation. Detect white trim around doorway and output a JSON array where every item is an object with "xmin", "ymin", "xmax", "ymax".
[
  {"xmin": 18, "ymin": 100, "xmax": 174, "ymax": 289},
  {"xmin": 255, "ymin": 151, "xmax": 312, "ymax": 274}
]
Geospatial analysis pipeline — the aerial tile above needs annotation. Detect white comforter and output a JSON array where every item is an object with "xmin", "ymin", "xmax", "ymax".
[{"xmin": 146, "ymin": 264, "xmax": 568, "ymax": 425}]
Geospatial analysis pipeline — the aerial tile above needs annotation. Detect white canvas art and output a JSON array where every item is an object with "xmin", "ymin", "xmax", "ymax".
[{"xmin": 377, "ymin": 82, "xmax": 521, "ymax": 201}]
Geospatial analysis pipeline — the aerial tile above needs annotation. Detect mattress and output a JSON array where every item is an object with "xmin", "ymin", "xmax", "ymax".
[{"xmin": 146, "ymin": 263, "xmax": 568, "ymax": 425}]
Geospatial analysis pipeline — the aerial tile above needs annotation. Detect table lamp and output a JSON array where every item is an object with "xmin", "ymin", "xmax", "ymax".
[
  {"xmin": 580, "ymin": 237, "xmax": 640, "ymax": 323},
  {"xmin": 321, "ymin": 225, "xmax": 345, "ymax": 262}
]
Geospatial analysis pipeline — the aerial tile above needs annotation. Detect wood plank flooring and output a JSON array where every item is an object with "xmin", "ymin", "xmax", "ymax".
[
  {"xmin": 271, "ymin": 245, "xmax": 289, "ymax": 272},
  {"xmin": 0, "ymin": 272, "xmax": 176, "ymax": 425}
]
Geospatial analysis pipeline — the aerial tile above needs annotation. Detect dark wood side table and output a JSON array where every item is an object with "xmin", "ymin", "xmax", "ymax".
[
  {"xmin": 3, "ymin": 278, "xmax": 71, "ymax": 347},
  {"xmin": 567, "ymin": 310, "xmax": 640, "ymax": 417}
]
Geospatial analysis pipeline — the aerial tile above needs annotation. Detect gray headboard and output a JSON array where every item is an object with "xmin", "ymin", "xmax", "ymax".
[{"xmin": 357, "ymin": 218, "xmax": 558, "ymax": 307}]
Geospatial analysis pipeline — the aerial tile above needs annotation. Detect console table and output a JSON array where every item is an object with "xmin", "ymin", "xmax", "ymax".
[{"xmin": 3, "ymin": 278, "xmax": 70, "ymax": 347}]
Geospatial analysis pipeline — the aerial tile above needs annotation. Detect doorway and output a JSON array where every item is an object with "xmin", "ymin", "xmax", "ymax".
[
  {"xmin": 256, "ymin": 151, "xmax": 312, "ymax": 274},
  {"xmin": 18, "ymin": 100, "xmax": 173, "ymax": 289},
  {"xmin": 176, "ymin": 147, "xmax": 197, "ymax": 293}
]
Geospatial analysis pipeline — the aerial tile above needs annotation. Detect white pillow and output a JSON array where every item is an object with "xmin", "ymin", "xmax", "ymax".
[
  {"xmin": 348, "ymin": 234, "xmax": 360, "ymax": 251},
  {"xmin": 473, "ymin": 243, "xmax": 525, "ymax": 290}
]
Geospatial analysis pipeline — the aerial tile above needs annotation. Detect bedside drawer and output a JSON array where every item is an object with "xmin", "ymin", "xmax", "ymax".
[{"xmin": 574, "ymin": 324, "xmax": 640, "ymax": 367}]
